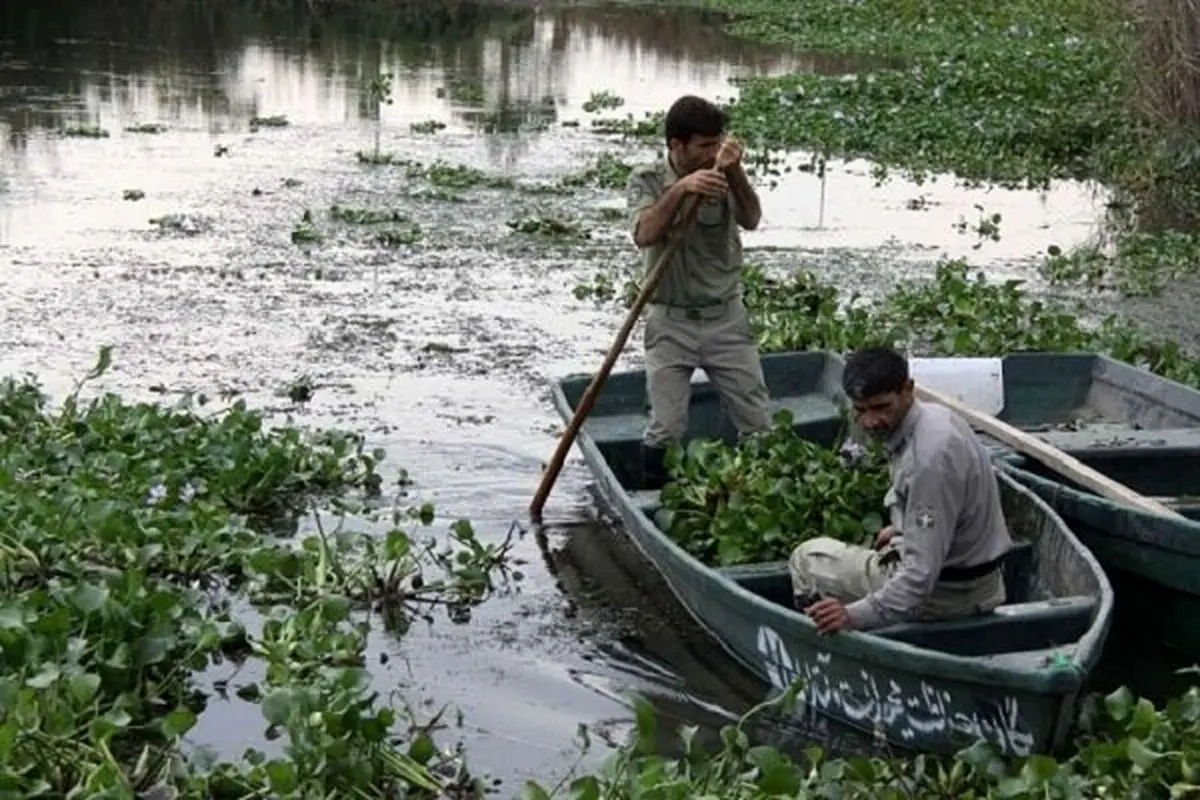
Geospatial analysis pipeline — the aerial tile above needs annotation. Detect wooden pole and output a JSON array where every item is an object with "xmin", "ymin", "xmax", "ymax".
[
  {"xmin": 528, "ymin": 196, "xmax": 702, "ymax": 521},
  {"xmin": 915, "ymin": 383, "xmax": 1187, "ymax": 521}
]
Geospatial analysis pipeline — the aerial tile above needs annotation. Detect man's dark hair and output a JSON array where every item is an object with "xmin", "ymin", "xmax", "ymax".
[
  {"xmin": 842, "ymin": 346, "xmax": 910, "ymax": 401},
  {"xmin": 664, "ymin": 95, "xmax": 728, "ymax": 146}
]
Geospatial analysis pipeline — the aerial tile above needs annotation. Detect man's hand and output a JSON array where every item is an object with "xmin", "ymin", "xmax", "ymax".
[
  {"xmin": 679, "ymin": 168, "xmax": 728, "ymax": 199},
  {"xmin": 805, "ymin": 597, "xmax": 854, "ymax": 635},
  {"xmin": 716, "ymin": 136, "xmax": 744, "ymax": 170},
  {"xmin": 874, "ymin": 524, "xmax": 896, "ymax": 551}
]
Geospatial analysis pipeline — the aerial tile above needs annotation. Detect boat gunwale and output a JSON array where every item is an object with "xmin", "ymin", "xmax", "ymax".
[
  {"xmin": 550, "ymin": 364, "xmax": 1115, "ymax": 697},
  {"xmin": 1084, "ymin": 352, "xmax": 1200, "ymax": 427},
  {"xmin": 996, "ymin": 456, "xmax": 1200, "ymax": 579}
]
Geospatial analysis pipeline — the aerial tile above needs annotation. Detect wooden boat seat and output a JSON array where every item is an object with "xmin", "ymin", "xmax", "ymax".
[
  {"xmin": 1027, "ymin": 425, "xmax": 1200, "ymax": 452},
  {"xmin": 710, "ymin": 545, "xmax": 1094, "ymax": 655},
  {"xmin": 975, "ymin": 645, "xmax": 1079, "ymax": 670},
  {"xmin": 584, "ymin": 394, "xmax": 842, "ymax": 447},
  {"xmin": 871, "ymin": 595, "xmax": 1097, "ymax": 654}
]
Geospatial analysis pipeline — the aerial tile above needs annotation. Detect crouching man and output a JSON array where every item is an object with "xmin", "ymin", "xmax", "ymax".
[{"xmin": 791, "ymin": 346, "xmax": 1014, "ymax": 635}]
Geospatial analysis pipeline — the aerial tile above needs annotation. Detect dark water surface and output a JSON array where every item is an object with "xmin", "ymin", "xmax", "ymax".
[{"xmin": 0, "ymin": 0, "xmax": 1185, "ymax": 788}]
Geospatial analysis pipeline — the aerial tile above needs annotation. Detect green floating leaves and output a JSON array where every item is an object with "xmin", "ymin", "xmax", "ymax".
[
  {"xmin": 660, "ymin": 410, "xmax": 890, "ymax": 566},
  {"xmin": 517, "ymin": 681, "xmax": 1200, "ymax": 798},
  {"xmin": 577, "ymin": 258, "xmax": 1200, "ymax": 390},
  {"xmin": 0, "ymin": 347, "xmax": 512, "ymax": 796},
  {"xmin": 68, "ymin": 672, "xmax": 101, "ymax": 706}
]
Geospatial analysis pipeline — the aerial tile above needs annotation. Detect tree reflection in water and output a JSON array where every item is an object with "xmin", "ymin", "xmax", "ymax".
[{"xmin": 0, "ymin": 0, "xmax": 832, "ymax": 171}]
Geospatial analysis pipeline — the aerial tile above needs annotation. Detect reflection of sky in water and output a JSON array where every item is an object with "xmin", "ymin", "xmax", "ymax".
[
  {"xmin": 0, "ymin": 3, "xmax": 1105, "ymax": 262},
  {"xmin": 0, "ymin": 7, "xmax": 805, "ymax": 148}
]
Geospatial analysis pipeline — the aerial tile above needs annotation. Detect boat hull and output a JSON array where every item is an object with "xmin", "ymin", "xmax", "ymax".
[
  {"xmin": 997, "ymin": 450, "xmax": 1200, "ymax": 659},
  {"xmin": 552, "ymin": 351, "xmax": 1113, "ymax": 757}
]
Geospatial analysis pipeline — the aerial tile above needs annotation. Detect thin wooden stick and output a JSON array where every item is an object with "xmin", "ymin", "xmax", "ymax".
[
  {"xmin": 528, "ymin": 196, "xmax": 703, "ymax": 521},
  {"xmin": 916, "ymin": 383, "xmax": 1187, "ymax": 521}
]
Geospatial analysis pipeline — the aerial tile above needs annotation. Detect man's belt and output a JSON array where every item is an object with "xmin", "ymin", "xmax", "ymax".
[
  {"xmin": 649, "ymin": 298, "xmax": 735, "ymax": 321},
  {"xmin": 939, "ymin": 554, "xmax": 1006, "ymax": 583}
]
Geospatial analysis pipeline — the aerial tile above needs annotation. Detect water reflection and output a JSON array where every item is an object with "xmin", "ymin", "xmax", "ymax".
[
  {"xmin": 0, "ymin": 0, "xmax": 813, "ymax": 164},
  {"xmin": 0, "ymin": 0, "xmax": 1102, "ymax": 263}
]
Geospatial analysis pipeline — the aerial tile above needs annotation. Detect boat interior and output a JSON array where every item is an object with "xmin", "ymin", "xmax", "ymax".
[
  {"xmin": 623, "ymin": 486, "xmax": 1101, "ymax": 669},
  {"xmin": 560, "ymin": 351, "xmax": 1115, "ymax": 668},
  {"xmin": 1004, "ymin": 450, "xmax": 1200, "ymax": 518},
  {"xmin": 982, "ymin": 352, "xmax": 1200, "ymax": 452}
]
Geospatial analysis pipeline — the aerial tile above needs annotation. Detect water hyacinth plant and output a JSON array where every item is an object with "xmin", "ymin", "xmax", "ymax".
[
  {"xmin": 519, "ymin": 675, "xmax": 1200, "ymax": 798},
  {"xmin": 0, "ymin": 347, "xmax": 514, "ymax": 796},
  {"xmin": 659, "ymin": 412, "xmax": 891, "ymax": 567}
]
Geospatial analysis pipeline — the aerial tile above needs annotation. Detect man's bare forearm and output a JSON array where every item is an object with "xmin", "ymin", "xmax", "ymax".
[
  {"xmin": 633, "ymin": 181, "xmax": 691, "ymax": 248},
  {"xmin": 726, "ymin": 164, "xmax": 762, "ymax": 230}
]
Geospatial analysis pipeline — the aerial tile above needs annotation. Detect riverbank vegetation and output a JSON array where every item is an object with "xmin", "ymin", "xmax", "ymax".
[{"xmin": 0, "ymin": 348, "xmax": 512, "ymax": 796}]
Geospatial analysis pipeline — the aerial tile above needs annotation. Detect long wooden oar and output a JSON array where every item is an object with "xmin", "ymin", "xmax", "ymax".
[
  {"xmin": 528, "ymin": 195, "xmax": 703, "ymax": 521},
  {"xmin": 916, "ymin": 383, "xmax": 1186, "ymax": 521}
]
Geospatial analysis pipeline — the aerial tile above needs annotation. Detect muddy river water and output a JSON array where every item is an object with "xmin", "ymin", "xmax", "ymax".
[{"xmin": 0, "ymin": 0, "xmax": 1186, "ymax": 788}]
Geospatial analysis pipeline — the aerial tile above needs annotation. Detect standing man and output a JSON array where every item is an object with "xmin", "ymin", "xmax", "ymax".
[
  {"xmin": 626, "ymin": 94, "xmax": 770, "ymax": 489},
  {"xmin": 792, "ymin": 346, "xmax": 1014, "ymax": 634}
]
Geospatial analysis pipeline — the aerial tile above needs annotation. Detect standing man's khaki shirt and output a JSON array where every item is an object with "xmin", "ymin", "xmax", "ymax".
[
  {"xmin": 845, "ymin": 400, "xmax": 1014, "ymax": 629},
  {"xmin": 625, "ymin": 157, "xmax": 743, "ymax": 307}
]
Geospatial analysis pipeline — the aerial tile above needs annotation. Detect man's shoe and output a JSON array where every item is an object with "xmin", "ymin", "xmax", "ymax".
[{"xmin": 641, "ymin": 444, "xmax": 669, "ymax": 490}]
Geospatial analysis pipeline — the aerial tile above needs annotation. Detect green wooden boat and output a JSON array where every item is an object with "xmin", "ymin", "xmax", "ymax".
[
  {"xmin": 552, "ymin": 350, "xmax": 1114, "ymax": 757},
  {"xmin": 997, "ymin": 448, "xmax": 1200, "ymax": 660},
  {"xmin": 880, "ymin": 351, "xmax": 1200, "ymax": 448},
  {"xmin": 903, "ymin": 350, "xmax": 1200, "ymax": 660}
]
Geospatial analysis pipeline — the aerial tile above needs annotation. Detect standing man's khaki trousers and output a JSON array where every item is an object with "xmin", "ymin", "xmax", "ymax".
[{"xmin": 642, "ymin": 296, "xmax": 771, "ymax": 449}]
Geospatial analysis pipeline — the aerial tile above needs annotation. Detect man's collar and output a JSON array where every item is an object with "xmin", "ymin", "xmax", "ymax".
[
  {"xmin": 662, "ymin": 153, "xmax": 680, "ymax": 187},
  {"xmin": 885, "ymin": 400, "xmax": 922, "ymax": 455}
]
